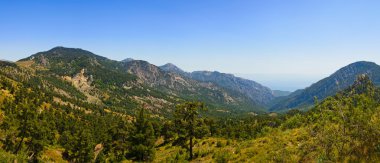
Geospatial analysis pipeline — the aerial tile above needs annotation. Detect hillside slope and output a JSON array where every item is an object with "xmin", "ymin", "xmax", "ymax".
[
  {"xmin": 15, "ymin": 47, "xmax": 268, "ymax": 115},
  {"xmin": 159, "ymin": 63, "xmax": 275, "ymax": 106},
  {"xmin": 156, "ymin": 75, "xmax": 380, "ymax": 162},
  {"xmin": 123, "ymin": 60, "xmax": 267, "ymax": 114},
  {"xmin": 190, "ymin": 71, "xmax": 274, "ymax": 105},
  {"xmin": 270, "ymin": 61, "xmax": 380, "ymax": 112}
]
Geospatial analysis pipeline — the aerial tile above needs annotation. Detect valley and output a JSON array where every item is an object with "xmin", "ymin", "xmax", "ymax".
[{"xmin": 1, "ymin": 47, "xmax": 380, "ymax": 162}]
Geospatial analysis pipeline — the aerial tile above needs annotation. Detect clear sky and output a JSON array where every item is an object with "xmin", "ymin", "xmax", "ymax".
[{"xmin": 1, "ymin": 0, "xmax": 380, "ymax": 91}]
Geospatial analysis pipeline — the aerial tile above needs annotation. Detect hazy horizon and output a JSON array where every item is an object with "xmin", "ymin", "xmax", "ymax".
[{"xmin": 234, "ymin": 73, "xmax": 329, "ymax": 92}]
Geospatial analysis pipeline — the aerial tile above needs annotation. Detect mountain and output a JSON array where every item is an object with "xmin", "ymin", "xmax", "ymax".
[
  {"xmin": 124, "ymin": 60, "xmax": 196, "ymax": 90},
  {"xmin": 10, "ymin": 47, "xmax": 271, "ymax": 116},
  {"xmin": 122, "ymin": 58, "xmax": 134, "ymax": 63},
  {"xmin": 159, "ymin": 63, "xmax": 188, "ymax": 76},
  {"xmin": 0, "ymin": 60, "xmax": 16, "ymax": 67},
  {"xmin": 190, "ymin": 71, "xmax": 274, "ymax": 105},
  {"xmin": 122, "ymin": 60, "xmax": 268, "ymax": 114},
  {"xmin": 270, "ymin": 61, "xmax": 380, "ymax": 112},
  {"xmin": 159, "ymin": 63, "xmax": 275, "ymax": 106},
  {"xmin": 16, "ymin": 47, "xmax": 149, "ymax": 112}
]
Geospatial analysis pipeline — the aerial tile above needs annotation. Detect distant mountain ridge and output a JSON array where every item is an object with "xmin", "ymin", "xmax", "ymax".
[
  {"xmin": 159, "ymin": 63, "xmax": 275, "ymax": 105},
  {"xmin": 270, "ymin": 61, "xmax": 380, "ymax": 112},
  {"xmin": 190, "ymin": 71, "xmax": 274, "ymax": 105}
]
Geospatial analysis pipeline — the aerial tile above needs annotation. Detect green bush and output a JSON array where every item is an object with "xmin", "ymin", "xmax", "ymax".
[
  {"xmin": 0, "ymin": 149, "xmax": 27, "ymax": 163},
  {"xmin": 213, "ymin": 150, "xmax": 233, "ymax": 163},
  {"xmin": 281, "ymin": 114, "xmax": 303, "ymax": 130},
  {"xmin": 216, "ymin": 141, "xmax": 225, "ymax": 148}
]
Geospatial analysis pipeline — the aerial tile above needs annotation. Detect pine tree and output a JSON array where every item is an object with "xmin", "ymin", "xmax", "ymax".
[
  {"xmin": 128, "ymin": 108, "xmax": 156, "ymax": 161},
  {"xmin": 174, "ymin": 101, "xmax": 207, "ymax": 160},
  {"xmin": 61, "ymin": 128, "xmax": 95, "ymax": 162}
]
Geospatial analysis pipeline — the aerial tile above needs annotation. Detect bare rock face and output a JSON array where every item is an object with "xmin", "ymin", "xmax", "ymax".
[
  {"xmin": 40, "ymin": 55, "xmax": 49, "ymax": 66},
  {"xmin": 122, "ymin": 60, "xmax": 193, "ymax": 89},
  {"xmin": 72, "ymin": 69, "xmax": 92, "ymax": 91},
  {"xmin": 63, "ymin": 68, "xmax": 101, "ymax": 104},
  {"xmin": 125, "ymin": 60, "xmax": 165, "ymax": 86}
]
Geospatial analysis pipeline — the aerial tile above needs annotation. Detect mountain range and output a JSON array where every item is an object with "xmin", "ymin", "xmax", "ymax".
[
  {"xmin": 159, "ymin": 64, "xmax": 275, "ymax": 105},
  {"xmin": 2, "ymin": 46, "xmax": 380, "ymax": 115},
  {"xmin": 4, "ymin": 47, "xmax": 276, "ymax": 117}
]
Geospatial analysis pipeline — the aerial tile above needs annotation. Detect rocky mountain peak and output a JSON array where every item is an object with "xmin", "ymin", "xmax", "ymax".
[
  {"xmin": 122, "ymin": 58, "xmax": 134, "ymax": 63},
  {"xmin": 159, "ymin": 63, "xmax": 187, "ymax": 76}
]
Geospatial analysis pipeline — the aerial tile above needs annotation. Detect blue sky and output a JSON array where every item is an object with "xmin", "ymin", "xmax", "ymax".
[{"xmin": 1, "ymin": 0, "xmax": 380, "ymax": 91}]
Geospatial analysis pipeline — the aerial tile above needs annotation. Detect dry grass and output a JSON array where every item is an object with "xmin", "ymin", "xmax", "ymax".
[
  {"xmin": 16, "ymin": 60, "xmax": 34, "ymax": 67},
  {"xmin": 40, "ymin": 147, "xmax": 67, "ymax": 163}
]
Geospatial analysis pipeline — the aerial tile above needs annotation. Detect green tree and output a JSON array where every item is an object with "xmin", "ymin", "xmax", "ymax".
[
  {"xmin": 174, "ymin": 101, "xmax": 207, "ymax": 160},
  {"xmin": 161, "ymin": 120, "xmax": 175, "ymax": 144},
  {"xmin": 128, "ymin": 108, "xmax": 156, "ymax": 161},
  {"xmin": 61, "ymin": 128, "xmax": 95, "ymax": 162}
]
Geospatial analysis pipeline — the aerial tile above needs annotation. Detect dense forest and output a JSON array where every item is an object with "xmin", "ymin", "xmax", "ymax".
[{"xmin": 2, "ymin": 55, "xmax": 380, "ymax": 162}]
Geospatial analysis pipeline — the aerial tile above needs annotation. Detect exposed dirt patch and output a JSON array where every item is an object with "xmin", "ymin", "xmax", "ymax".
[{"xmin": 62, "ymin": 69, "xmax": 102, "ymax": 105}]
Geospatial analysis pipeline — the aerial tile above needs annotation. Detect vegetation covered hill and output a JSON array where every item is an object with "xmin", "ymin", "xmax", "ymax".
[
  {"xmin": 2, "ymin": 58, "xmax": 380, "ymax": 162},
  {"xmin": 16, "ymin": 47, "xmax": 270, "ymax": 116},
  {"xmin": 156, "ymin": 75, "xmax": 380, "ymax": 162},
  {"xmin": 122, "ymin": 59, "xmax": 265, "ymax": 114},
  {"xmin": 270, "ymin": 61, "xmax": 380, "ymax": 112}
]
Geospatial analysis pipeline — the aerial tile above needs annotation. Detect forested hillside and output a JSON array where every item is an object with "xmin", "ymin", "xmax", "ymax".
[{"xmin": 15, "ymin": 47, "xmax": 270, "ymax": 116}]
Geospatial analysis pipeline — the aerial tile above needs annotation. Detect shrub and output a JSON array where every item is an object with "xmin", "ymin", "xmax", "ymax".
[
  {"xmin": 216, "ymin": 141, "xmax": 225, "ymax": 148},
  {"xmin": 213, "ymin": 150, "xmax": 233, "ymax": 163}
]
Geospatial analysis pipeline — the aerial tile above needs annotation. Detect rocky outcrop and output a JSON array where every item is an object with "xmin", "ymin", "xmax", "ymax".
[
  {"xmin": 63, "ymin": 68, "xmax": 101, "ymax": 104},
  {"xmin": 122, "ymin": 60, "xmax": 192, "ymax": 89}
]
